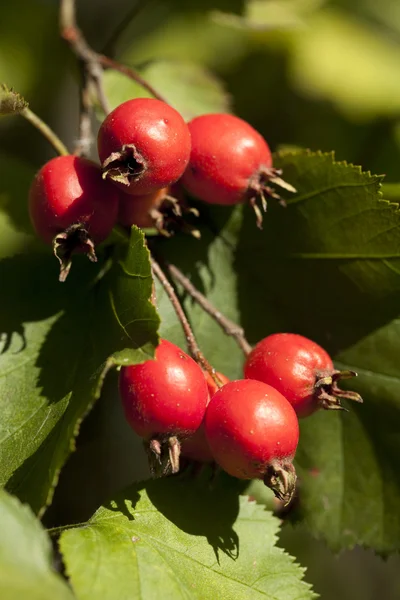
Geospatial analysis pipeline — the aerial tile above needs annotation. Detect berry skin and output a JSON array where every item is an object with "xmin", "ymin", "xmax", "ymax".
[
  {"xmin": 98, "ymin": 98, "xmax": 191, "ymax": 195},
  {"xmin": 119, "ymin": 339, "xmax": 209, "ymax": 474},
  {"xmin": 204, "ymin": 379, "xmax": 299, "ymax": 503},
  {"xmin": 181, "ymin": 113, "xmax": 296, "ymax": 226},
  {"xmin": 244, "ymin": 333, "xmax": 362, "ymax": 418},
  {"xmin": 182, "ymin": 371, "xmax": 230, "ymax": 463},
  {"xmin": 29, "ymin": 155, "xmax": 119, "ymax": 281}
]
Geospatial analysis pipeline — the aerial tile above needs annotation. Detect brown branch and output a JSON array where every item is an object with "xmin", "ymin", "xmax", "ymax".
[
  {"xmin": 151, "ymin": 256, "xmax": 221, "ymax": 384},
  {"xmin": 166, "ymin": 262, "xmax": 252, "ymax": 356},
  {"xmin": 60, "ymin": 0, "xmax": 167, "ymax": 111},
  {"xmin": 97, "ymin": 55, "xmax": 167, "ymax": 103}
]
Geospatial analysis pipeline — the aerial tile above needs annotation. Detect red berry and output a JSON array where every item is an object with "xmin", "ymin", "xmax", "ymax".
[
  {"xmin": 244, "ymin": 333, "xmax": 362, "ymax": 417},
  {"xmin": 29, "ymin": 155, "xmax": 119, "ymax": 281},
  {"xmin": 119, "ymin": 339, "xmax": 209, "ymax": 474},
  {"xmin": 118, "ymin": 187, "xmax": 168, "ymax": 229},
  {"xmin": 181, "ymin": 113, "xmax": 295, "ymax": 226},
  {"xmin": 204, "ymin": 379, "xmax": 299, "ymax": 503},
  {"xmin": 182, "ymin": 371, "xmax": 230, "ymax": 463},
  {"xmin": 98, "ymin": 98, "xmax": 191, "ymax": 195}
]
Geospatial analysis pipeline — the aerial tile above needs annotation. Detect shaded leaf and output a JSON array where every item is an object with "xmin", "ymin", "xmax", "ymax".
[
  {"xmin": 0, "ymin": 227, "xmax": 159, "ymax": 514},
  {"xmin": 235, "ymin": 150, "xmax": 400, "ymax": 551},
  {"xmin": 60, "ymin": 473, "xmax": 315, "ymax": 600},
  {"xmin": 212, "ymin": 0, "xmax": 325, "ymax": 30},
  {"xmin": 288, "ymin": 9, "xmax": 400, "ymax": 119},
  {"xmin": 156, "ymin": 150, "xmax": 400, "ymax": 552},
  {"xmin": 0, "ymin": 489, "xmax": 73, "ymax": 600}
]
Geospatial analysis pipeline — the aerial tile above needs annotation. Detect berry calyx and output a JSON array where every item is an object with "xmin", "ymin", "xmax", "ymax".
[
  {"xmin": 29, "ymin": 155, "xmax": 119, "ymax": 281},
  {"xmin": 204, "ymin": 379, "xmax": 299, "ymax": 503},
  {"xmin": 244, "ymin": 333, "xmax": 363, "ymax": 417},
  {"xmin": 97, "ymin": 98, "xmax": 191, "ymax": 195},
  {"xmin": 181, "ymin": 113, "xmax": 296, "ymax": 227},
  {"xmin": 119, "ymin": 339, "xmax": 209, "ymax": 475},
  {"xmin": 182, "ymin": 371, "xmax": 230, "ymax": 463}
]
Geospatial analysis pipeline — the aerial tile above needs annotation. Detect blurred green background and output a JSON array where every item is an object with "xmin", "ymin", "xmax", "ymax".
[{"xmin": 2, "ymin": 0, "xmax": 400, "ymax": 597}]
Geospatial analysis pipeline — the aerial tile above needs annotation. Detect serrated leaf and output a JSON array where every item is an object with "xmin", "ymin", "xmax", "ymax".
[
  {"xmin": 235, "ymin": 150, "xmax": 400, "ymax": 551},
  {"xmin": 100, "ymin": 60, "xmax": 230, "ymax": 121},
  {"xmin": 0, "ymin": 83, "xmax": 28, "ymax": 115},
  {"xmin": 0, "ymin": 489, "xmax": 73, "ymax": 600},
  {"xmin": 0, "ymin": 227, "xmax": 159, "ymax": 514},
  {"xmin": 60, "ymin": 473, "xmax": 315, "ymax": 600},
  {"xmin": 154, "ymin": 150, "xmax": 400, "ymax": 552}
]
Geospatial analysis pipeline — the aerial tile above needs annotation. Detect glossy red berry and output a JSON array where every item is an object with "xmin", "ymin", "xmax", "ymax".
[
  {"xmin": 119, "ymin": 339, "xmax": 209, "ymax": 474},
  {"xmin": 98, "ymin": 98, "xmax": 191, "ymax": 195},
  {"xmin": 181, "ymin": 113, "xmax": 295, "ymax": 226},
  {"xmin": 244, "ymin": 333, "xmax": 362, "ymax": 418},
  {"xmin": 204, "ymin": 379, "xmax": 299, "ymax": 503},
  {"xmin": 182, "ymin": 371, "xmax": 230, "ymax": 463},
  {"xmin": 29, "ymin": 155, "xmax": 119, "ymax": 281}
]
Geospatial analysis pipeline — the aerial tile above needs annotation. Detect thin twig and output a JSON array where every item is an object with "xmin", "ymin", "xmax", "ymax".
[
  {"xmin": 21, "ymin": 107, "xmax": 69, "ymax": 156},
  {"xmin": 74, "ymin": 63, "xmax": 93, "ymax": 156},
  {"xmin": 60, "ymin": 0, "xmax": 111, "ymax": 117},
  {"xmin": 97, "ymin": 55, "xmax": 167, "ymax": 103},
  {"xmin": 60, "ymin": 0, "xmax": 167, "ymax": 108},
  {"xmin": 151, "ymin": 256, "xmax": 220, "ymax": 383},
  {"xmin": 101, "ymin": 0, "xmax": 150, "ymax": 57},
  {"xmin": 166, "ymin": 263, "xmax": 252, "ymax": 356}
]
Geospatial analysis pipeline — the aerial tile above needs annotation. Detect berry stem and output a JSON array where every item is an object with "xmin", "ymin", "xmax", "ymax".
[
  {"xmin": 20, "ymin": 107, "xmax": 69, "ymax": 156},
  {"xmin": 59, "ymin": 0, "xmax": 167, "ymax": 107},
  {"xmin": 150, "ymin": 256, "xmax": 220, "ymax": 384},
  {"xmin": 165, "ymin": 262, "xmax": 252, "ymax": 356}
]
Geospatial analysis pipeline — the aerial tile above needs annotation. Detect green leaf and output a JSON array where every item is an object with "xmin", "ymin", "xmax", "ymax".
[
  {"xmin": 212, "ymin": 0, "xmax": 324, "ymax": 30},
  {"xmin": 235, "ymin": 150, "xmax": 400, "ymax": 551},
  {"xmin": 154, "ymin": 212, "xmax": 246, "ymax": 380},
  {"xmin": 0, "ymin": 154, "xmax": 36, "ymax": 254},
  {"xmin": 0, "ymin": 84, "xmax": 28, "ymax": 115},
  {"xmin": 288, "ymin": 9, "xmax": 400, "ymax": 119},
  {"xmin": 100, "ymin": 60, "xmax": 231, "ymax": 120},
  {"xmin": 155, "ymin": 150, "xmax": 400, "ymax": 552},
  {"xmin": 0, "ymin": 227, "xmax": 159, "ymax": 514},
  {"xmin": 60, "ymin": 473, "xmax": 315, "ymax": 600},
  {"xmin": 0, "ymin": 489, "xmax": 73, "ymax": 600}
]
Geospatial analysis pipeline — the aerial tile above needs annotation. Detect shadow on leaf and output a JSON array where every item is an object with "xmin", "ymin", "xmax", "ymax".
[{"xmin": 110, "ymin": 469, "xmax": 243, "ymax": 563}]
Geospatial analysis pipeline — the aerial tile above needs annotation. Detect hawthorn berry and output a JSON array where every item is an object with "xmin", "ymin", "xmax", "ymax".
[
  {"xmin": 118, "ymin": 187, "xmax": 169, "ymax": 230},
  {"xmin": 29, "ymin": 155, "xmax": 119, "ymax": 282},
  {"xmin": 181, "ymin": 113, "xmax": 296, "ymax": 226},
  {"xmin": 119, "ymin": 339, "xmax": 209, "ymax": 474},
  {"xmin": 204, "ymin": 379, "xmax": 299, "ymax": 503},
  {"xmin": 98, "ymin": 98, "xmax": 191, "ymax": 195},
  {"xmin": 244, "ymin": 333, "xmax": 363, "ymax": 418},
  {"xmin": 182, "ymin": 371, "xmax": 230, "ymax": 463},
  {"xmin": 118, "ymin": 184, "xmax": 199, "ymax": 237}
]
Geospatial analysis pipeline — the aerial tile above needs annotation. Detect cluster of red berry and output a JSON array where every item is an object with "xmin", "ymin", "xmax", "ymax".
[
  {"xmin": 28, "ymin": 97, "xmax": 292, "ymax": 280},
  {"xmin": 27, "ymin": 96, "xmax": 362, "ymax": 502},
  {"xmin": 119, "ymin": 334, "xmax": 362, "ymax": 504}
]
